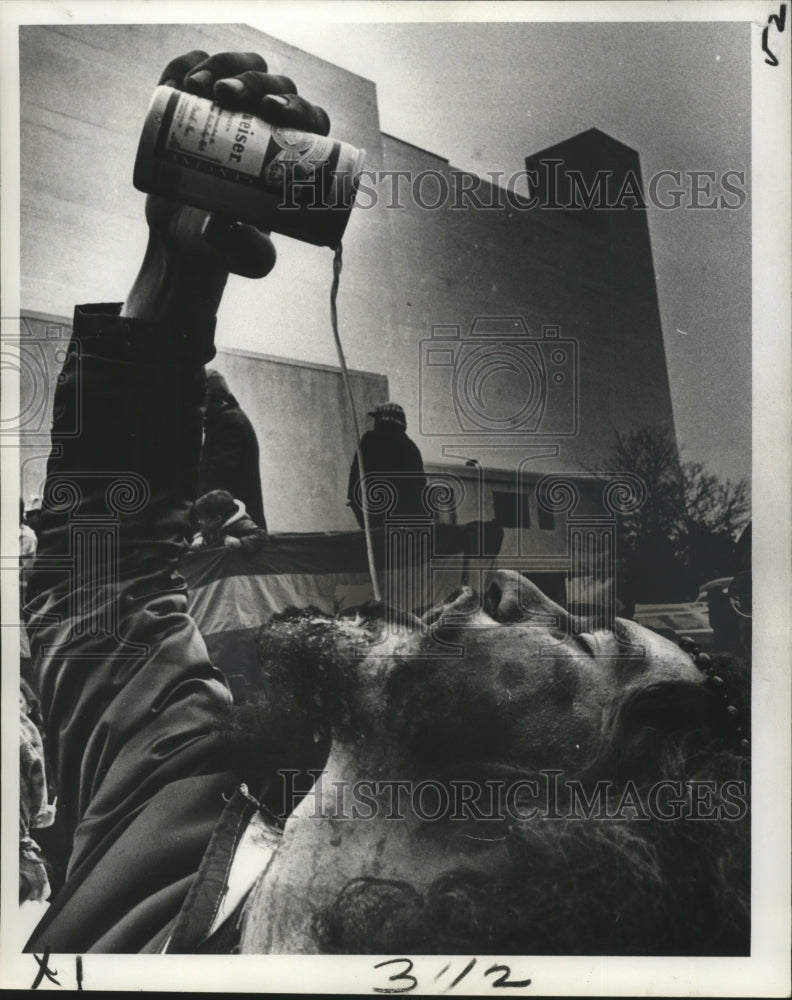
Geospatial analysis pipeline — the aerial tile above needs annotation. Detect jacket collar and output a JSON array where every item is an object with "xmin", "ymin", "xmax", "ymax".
[{"xmin": 222, "ymin": 499, "xmax": 247, "ymax": 529}]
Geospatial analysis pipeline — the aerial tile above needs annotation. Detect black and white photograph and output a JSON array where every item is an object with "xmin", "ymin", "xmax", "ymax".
[{"xmin": 1, "ymin": 1, "xmax": 789, "ymax": 994}]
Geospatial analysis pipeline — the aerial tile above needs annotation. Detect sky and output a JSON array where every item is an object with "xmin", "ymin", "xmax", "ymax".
[{"xmin": 250, "ymin": 15, "xmax": 752, "ymax": 485}]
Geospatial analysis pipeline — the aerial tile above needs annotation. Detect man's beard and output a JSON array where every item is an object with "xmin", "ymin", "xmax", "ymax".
[{"xmin": 212, "ymin": 606, "xmax": 380, "ymax": 811}]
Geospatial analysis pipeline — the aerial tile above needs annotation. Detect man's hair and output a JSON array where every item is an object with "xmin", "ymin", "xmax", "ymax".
[
  {"xmin": 193, "ymin": 489, "xmax": 236, "ymax": 523},
  {"xmin": 310, "ymin": 653, "xmax": 750, "ymax": 955},
  {"xmin": 310, "ymin": 777, "xmax": 749, "ymax": 955}
]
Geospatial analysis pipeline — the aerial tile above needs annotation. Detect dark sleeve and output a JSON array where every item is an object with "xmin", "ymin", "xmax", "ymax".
[
  {"xmin": 228, "ymin": 517, "xmax": 269, "ymax": 552},
  {"xmin": 24, "ymin": 304, "xmax": 235, "ymax": 885},
  {"xmin": 409, "ymin": 438, "xmax": 426, "ymax": 476},
  {"xmin": 238, "ymin": 532, "xmax": 269, "ymax": 553},
  {"xmin": 346, "ymin": 438, "xmax": 366, "ymax": 529},
  {"xmin": 200, "ymin": 410, "xmax": 266, "ymax": 528},
  {"xmin": 403, "ymin": 439, "xmax": 427, "ymax": 499},
  {"xmin": 202, "ymin": 411, "xmax": 250, "ymax": 483}
]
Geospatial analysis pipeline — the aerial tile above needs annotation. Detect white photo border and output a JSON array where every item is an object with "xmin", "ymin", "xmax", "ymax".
[{"xmin": 1, "ymin": 1, "xmax": 789, "ymax": 995}]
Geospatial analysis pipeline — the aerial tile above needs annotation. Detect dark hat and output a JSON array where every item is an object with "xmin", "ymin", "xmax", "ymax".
[{"xmin": 369, "ymin": 402, "xmax": 407, "ymax": 429}]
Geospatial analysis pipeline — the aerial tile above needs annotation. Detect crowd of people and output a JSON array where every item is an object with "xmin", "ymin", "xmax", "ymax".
[{"xmin": 16, "ymin": 50, "xmax": 750, "ymax": 958}]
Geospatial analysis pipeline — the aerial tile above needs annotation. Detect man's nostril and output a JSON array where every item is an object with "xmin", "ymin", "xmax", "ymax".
[{"xmin": 484, "ymin": 581, "xmax": 502, "ymax": 618}]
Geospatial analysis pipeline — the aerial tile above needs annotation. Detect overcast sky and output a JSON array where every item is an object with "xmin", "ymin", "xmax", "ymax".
[{"xmin": 254, "ymin": 16, "xmax": 752, "ymax": 485}]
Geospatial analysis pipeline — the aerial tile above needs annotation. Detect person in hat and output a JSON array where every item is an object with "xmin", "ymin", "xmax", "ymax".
[
  {"xmin": 189, "ymin": 489, "xmax": 268, "ymax": 553},
  {"xmin": 346, "ymin": 402, "xmax": 427, "ymax": 530}
]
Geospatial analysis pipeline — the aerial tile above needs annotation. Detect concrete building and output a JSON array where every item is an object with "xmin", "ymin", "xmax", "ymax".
[{"xmin": 15, "ymin": 22, "xmax": 677, "ymax": 581}]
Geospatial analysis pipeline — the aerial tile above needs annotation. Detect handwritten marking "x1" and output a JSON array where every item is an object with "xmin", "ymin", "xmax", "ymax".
[{"xmin": 31, "ymin": 948, "xmax": 60, "ymax": 990}]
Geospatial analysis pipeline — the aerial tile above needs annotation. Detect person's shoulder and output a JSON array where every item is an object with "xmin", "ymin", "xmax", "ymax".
[
  {"xmin": 404, "ymin": 434, "xmax": 424, "ymax": 455},
  {"xmin": 213, "ymin": 406, "xmax": 257, "ymax": 437},
  {"xmin": 228, "ymin": 515, "xmax": 263, "ymax": 536},
  {"xmin": 216, "ymin": 405, "xmax": 247, "ymax": 424}
]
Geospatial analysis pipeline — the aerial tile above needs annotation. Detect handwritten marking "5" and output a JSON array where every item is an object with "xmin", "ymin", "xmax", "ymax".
[{"xmin": 762, "ymin": 4, "xmax": 787, "ymax": 66}]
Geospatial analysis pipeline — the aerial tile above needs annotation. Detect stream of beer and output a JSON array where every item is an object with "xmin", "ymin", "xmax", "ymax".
[{"xmin": 329, "ymin": 244, "xmax": 382, "ymax": 602}]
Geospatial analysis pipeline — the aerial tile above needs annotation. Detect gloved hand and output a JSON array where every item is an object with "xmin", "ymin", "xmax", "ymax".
[{"xmin": 123, "ymin": 51, "xmax": 331, "ymax": 322}]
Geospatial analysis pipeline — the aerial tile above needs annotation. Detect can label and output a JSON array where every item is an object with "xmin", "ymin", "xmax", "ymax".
[
  {"xmin": 157, "ymin": 90, "xmax": 340, "ymax": 199},
  {"xmin": 161, "ymin": 90, "xmax": 270, "ymax": 179},
  {"xmin": 136, "ymin": 86, "xmax": 365, "ymax": 246},
  {"xmin": 263, "ymin": 128, "xmax": 335, "ymax": 186}
]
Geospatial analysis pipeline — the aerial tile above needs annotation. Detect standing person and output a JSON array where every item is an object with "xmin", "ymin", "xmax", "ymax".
[
  {"xmin": 197, "ymin": 369, "xmax": 267, "ymax": 529},
  {"xmin": 346, "ymin": 402, "xmax": 427, "ymax": 529}
]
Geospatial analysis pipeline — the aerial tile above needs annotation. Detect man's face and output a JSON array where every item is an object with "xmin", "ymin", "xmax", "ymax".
[
  {"xmin": 240, "ymin": 570, "xmax": 703, "ymax": 953},
  {"xmin": 197, "ymin": 513, "xmax": 222, "ymax": 533}
]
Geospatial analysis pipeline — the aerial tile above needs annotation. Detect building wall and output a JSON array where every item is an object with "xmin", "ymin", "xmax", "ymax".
[
  {"xmin": 18, "ymin": 23, "xmax": 678, "ymax": 535},
  {"xmin": 19, "ymin": 23, "xmax": 390, "ymax": 372},
  {"xmin": 379, "ymin": 130, "xmax": 677, "ymax": 476},
  {"xmin": 213, "ymin": 347, "xmax": 386, "ymax": 531},
  {"xmin": 17, "ymin": 313, "xmax": 387, "ymax": 533}
]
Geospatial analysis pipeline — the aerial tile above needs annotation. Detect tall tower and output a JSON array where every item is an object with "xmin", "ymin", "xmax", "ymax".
[{"xmin": 522, "ymin": 128, "xmax": 678, "ymax": 467}]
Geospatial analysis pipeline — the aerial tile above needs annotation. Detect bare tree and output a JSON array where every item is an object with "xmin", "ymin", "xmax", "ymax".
[
  {"xmin": 606, "ymin": 425, "xmax": 750, "ymax": 602},
  {"xmin": 679, "ymin": 462, "xmax": 751, "ymax": 541}
]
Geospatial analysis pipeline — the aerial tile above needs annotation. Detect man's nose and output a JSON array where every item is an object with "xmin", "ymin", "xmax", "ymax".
[{"xmin": 483, "ymin": 569, "xmax": 568, "ymax": 625}]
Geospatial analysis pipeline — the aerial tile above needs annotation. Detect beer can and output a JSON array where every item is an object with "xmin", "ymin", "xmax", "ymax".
[{"xmin": 133, "ymin": 86, "xmax": 366, "ymax": 249}]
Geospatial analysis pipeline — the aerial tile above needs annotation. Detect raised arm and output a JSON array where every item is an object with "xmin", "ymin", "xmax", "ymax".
[{"xmin": 24, "ymin": 52, "xmax": 331, "ymax": 951}]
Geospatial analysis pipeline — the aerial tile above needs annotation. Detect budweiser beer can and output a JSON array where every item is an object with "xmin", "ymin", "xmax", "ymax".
[{"xmin": 133, "ymin": 86, "xmax": 366, "ymax": 248}]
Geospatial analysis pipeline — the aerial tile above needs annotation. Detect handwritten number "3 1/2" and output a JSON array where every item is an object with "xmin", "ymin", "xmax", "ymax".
[{"xmin": 372, "ymin": 957, "xmax": 531, "ymax": 993}]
